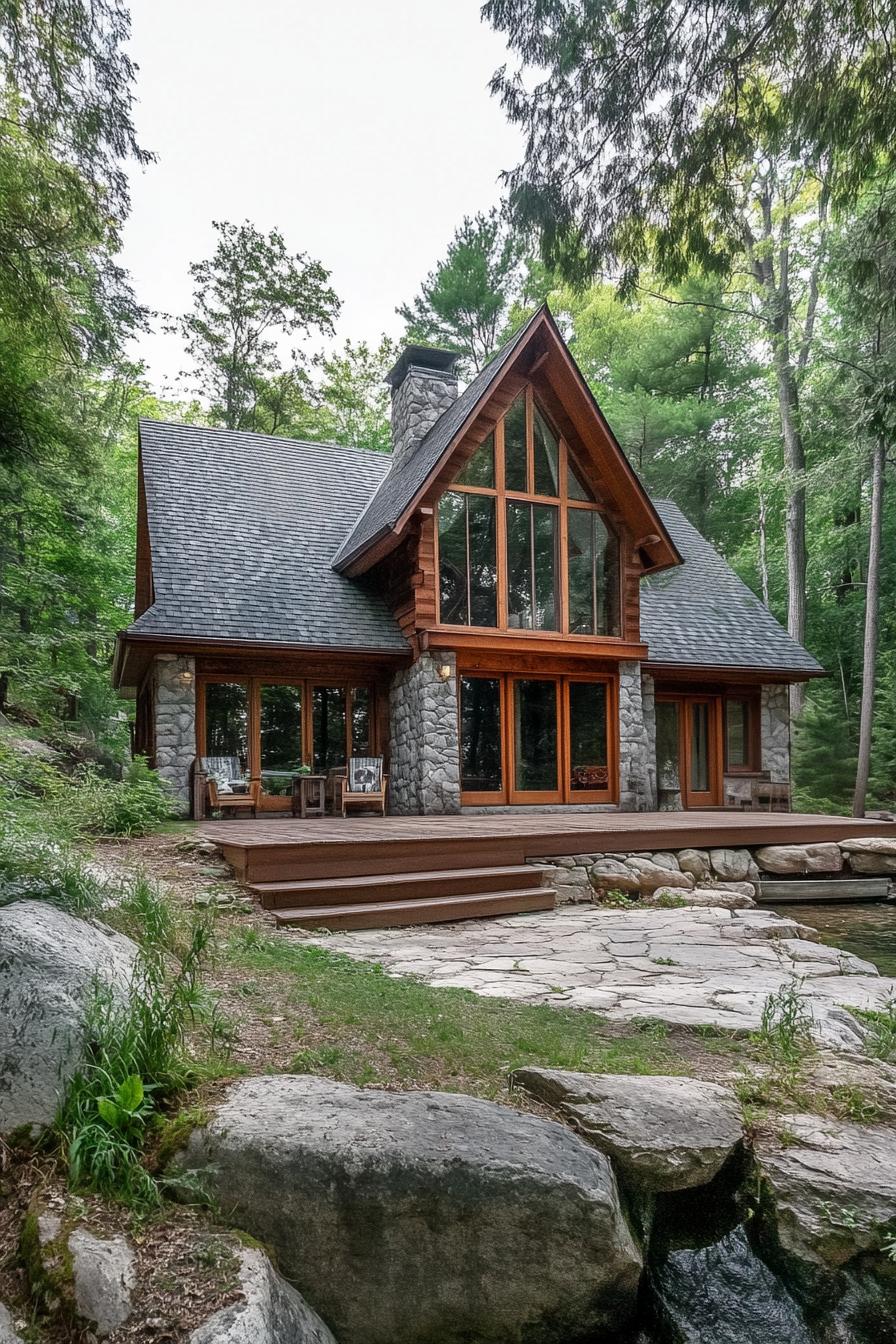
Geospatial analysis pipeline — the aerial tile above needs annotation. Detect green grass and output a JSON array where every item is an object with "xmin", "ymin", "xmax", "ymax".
[{"xmin": 226, "ymin": 928, "xmax": 685, "ymax": 1097}]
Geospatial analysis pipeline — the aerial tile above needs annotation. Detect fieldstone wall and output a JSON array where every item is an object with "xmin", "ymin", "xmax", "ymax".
[
  {"xmin": 388, "ymin": 653, "xmax": 461, "ymax": 815},
  {"xmin": 153, "ymin": 654, "xmax": 196, "ymax": 815},
  {"xmin": 641, "ymin": 671, "xmax": 658, "ymax": 811},
  {"xmin": 761, "ymin": 683, "xmax": 791, "ymax": 783},
  {"xmin": 390, "ymin": 366, "xmax": 458, "ymax": 470},
  {"xmin": 618, "ymin": 661, "xmax": 652, "ymax": 812}
]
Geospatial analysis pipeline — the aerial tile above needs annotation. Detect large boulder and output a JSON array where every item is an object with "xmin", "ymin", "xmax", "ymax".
[
  {"xmin": 0, "ymin": 901, "xmax": 137, "ymax": 1134},
  {"xmin": 22, "ymin": 1211, "xmax": 135, "ymax": 1338},
  {"xmin": 839, "ymin": 836, "xmax": 896, "ymax": 874},
  {"xmin": 645, "ymin": 886, "xmax": 756, "ymax": 910},
  {"xmin": 589, "ymin": 857, "xmax": 642, "ymax": 894},
  {"xmin": 756, "ymin": 1114, "xmax": 896, "ymax": 1270},
  {"xmin": 512, "ymin": 1068, "xmax": 743, "ymax": 1193},
  {"xmin": 622, "ymin": 858, "xmax": 695, "ymax": 893},
  {"xmin": 754, "ymin": 843, "xmax": 843, "ymax": 875},
  {"xmin": 191, "ymin": 1245, "xmax": 337, "ymax": 1344},
  {"xmin": 170, "ymin": 1075, "xmax": 642, "ymax": 1344},
  {"xmin": 709, "ymin": 849, "xmax": 755, "ymax": 882},
  {"xmin": 677, "ymin": 848, "xmax": 711, "ymax": 881}
]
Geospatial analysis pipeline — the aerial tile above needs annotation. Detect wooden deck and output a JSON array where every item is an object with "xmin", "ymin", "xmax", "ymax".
[{"xmin": 201, "ymin": 810, "xmax": 894, "ymax": 929}]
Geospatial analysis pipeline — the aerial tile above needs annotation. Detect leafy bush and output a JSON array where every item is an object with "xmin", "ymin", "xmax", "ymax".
[
  {"xmin": 51, "ymin": 760, "xmax": 173, "ymax": 837},
  {"xmin": 57, "ymin": 904, "xmax": 215, "ymax": 1206},
  {"xmin": 0, "ymin": 829, "xmax": 105, "ymax": 916}
]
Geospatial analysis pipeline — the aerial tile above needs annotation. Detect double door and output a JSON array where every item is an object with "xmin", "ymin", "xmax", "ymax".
[
  {"xmin": 655, "ymin": 694, "xmax": 722, "ymax": 808},
  {"xmin": 459, "ymin": 673, "xmax": 616, "ymax": 805}
]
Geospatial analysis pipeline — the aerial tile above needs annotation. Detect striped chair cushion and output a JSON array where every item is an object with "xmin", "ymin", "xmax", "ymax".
[{"xmin": 347, "ymin": 756, "xmax": 382, "ymax": 794}]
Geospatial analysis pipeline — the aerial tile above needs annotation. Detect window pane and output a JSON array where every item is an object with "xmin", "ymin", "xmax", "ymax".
[
  {"xmin": 532, "ymin": 504, "xmax": 558, "ymax": 630},
  {"xmin": 656, "ymin": 702, "xmax": 681, "ymax": 791},
  {"xmin": 313, "ymin": 686, "xmax": 347, "ymax": 773},
  {"xmin": 567, "ymin": 456, "xmax": 591, "ymax": 501},
  {"xmin": 726, "ymin": 699, "xmax": 749, "ymax": 768},
  {"xmin": 594, "ymin": 513, "xmax": 621, "ymax": 636},
  {"xmin": 514, "ymin": 680, "xmax": 558, "ymax": 792},
  {"xmin": 204, "ymin": 683, "xmax": 248, "ymax": 767},
  {"xmin": 260, "ymin": 684, "xmax": 303, "ymax": 793},
  {"xmin": 504, "ymin": 394, "xmax": 527, "ymax": 491},
  {"xmin": 567, "ymin": 507, "xmax": 595, "ymax": 634},
  {"xmin": 690, "ymin": 703, "xmax": 710, "ymax": 793},
  {"xmin": 438, "ymin": 491, "xmax": 468, "ymax": 625},
  {"xmin": 467, "ymin": 494, "xmax": 497, "ymax": 626},
  {"xmin": 456, "ymin": 432, "xmax": 495, "ymax": 488},
  {"xmin": 533, "ymin": 407, "xmax": 560, "ymax": 496},
  {"xmin": 460, "ymin": 677, "xmax": 502, "ymax": 793},
  {"xmin": 351, "ymin": 687, "xmax": 371, "ymax": 754},
  {"xmin": 569, "ymin": 682, "xmax": 609, "ymax": 791},
  {"xmin": 506, "ymin": 500, "xmax": 532, "ymax": 628}
]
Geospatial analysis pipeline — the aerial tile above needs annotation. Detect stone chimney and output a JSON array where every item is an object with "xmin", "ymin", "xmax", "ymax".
[{"xmin": 385, "ymin": 345, "xmax": 460, "ymax": 469}]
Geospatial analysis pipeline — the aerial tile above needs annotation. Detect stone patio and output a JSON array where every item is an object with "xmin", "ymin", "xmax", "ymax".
[{"xmin": 298, "ymin": 906, "xmax": 896, "ymax": 1049}]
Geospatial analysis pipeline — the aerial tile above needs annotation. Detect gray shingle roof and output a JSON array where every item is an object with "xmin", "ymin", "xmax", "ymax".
[
  {"xmin": 333, "ymin": 308, "xmax": 544, "ymax": 570},
  {"xmin": 129, "ymin": 420, "xmax": 405, "ymax": 652},
  {"xmin": 642, "ymin": 500, "xmax": 822, "ymax": 675}
]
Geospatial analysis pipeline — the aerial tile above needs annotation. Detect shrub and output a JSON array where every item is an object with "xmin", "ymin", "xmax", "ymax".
[
  {"xmin": 57, "ymin": 906, "xmax": 215, "ymax": 1206},
  {"xmin": 0, "ymin": 829, "xmax": 105, "ymax": 916},
  {"xmin": 52, "ymin": 760, "xmax": 173, "ymax": 837}
]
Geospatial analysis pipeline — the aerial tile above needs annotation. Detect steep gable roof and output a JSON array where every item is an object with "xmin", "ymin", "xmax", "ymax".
[
  {"xmin": 127, "ymin": 420, "xmax": 405, "ymax": 653},
  {"xmin": 642, "ymin": 501, "xmax": 823, "ymax": 676},
  {"xmin": 334, "ymin": 305, "xmax": 681, "ymax": 576}
]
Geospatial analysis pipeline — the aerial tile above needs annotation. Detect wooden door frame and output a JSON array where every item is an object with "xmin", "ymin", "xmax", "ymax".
[
  {"xmin": 508, "ymin": 675, "xmax": 563, "ymax": 804},
  {"xmin": 656, "ymin": 691, "xmax": 724, "ymax": 809}
]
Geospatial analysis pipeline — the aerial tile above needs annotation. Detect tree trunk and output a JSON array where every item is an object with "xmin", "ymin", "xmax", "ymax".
[
  {"xmin": 853, "ymin": 437, "xmax": 886, "ymax": 817},
  {"xmin": 758, "ymin": 483, "xmax": 770, "ymax": 605},
  {"xmin": 771, "ymin": 343, "xmax": 808, "ymax": 718}
]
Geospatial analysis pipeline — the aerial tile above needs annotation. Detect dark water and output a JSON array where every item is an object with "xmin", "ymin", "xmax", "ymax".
[{"xmin": 784, "ymin": 900, "xmax": 896, "ymax": 977}]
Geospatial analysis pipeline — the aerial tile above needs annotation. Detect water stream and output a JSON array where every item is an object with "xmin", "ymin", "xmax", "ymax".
[{"xmin": 777, "ymin": 899, "xmax": 896, "ymax": 976}]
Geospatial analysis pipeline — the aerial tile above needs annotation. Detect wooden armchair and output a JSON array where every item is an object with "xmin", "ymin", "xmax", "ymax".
[
  {"xmin": 751, "ymin": 780, "xmax": 792, "ymax": 813},
  {"xmin": 201, "ymin": 756, "xmax": 260, "ymax": 818},
  {"xmin": 335, "ymin": 756, "xmax": 388, "ymax": 817}
]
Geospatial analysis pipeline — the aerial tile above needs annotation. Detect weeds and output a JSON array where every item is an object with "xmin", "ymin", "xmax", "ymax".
[
  {"xmin": 0, "ymin": 829, "xmax": 105, "ymax": 916},
  {"xmin": 757, "ymin": 981, "xmax": 815, "ymax": 1066},
  {"xmin": 597, "ymin": 888, "xmax": 637, "ymax": 908},
  {"xmin": 51, "ymin": 760, "xmax": 172, "ymax": 838},
  {"xmin": 850, "ymin": 1001, "xmax": 896, "ymax": 1062}
]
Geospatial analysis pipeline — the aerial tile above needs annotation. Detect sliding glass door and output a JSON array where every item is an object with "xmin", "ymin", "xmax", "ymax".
[
  {"xmin": 655, "ymin": 694, "xmax": 723, "ymax": 808},
  {"xmin": 458, "ymin": 673, "xmax": 615, "ymax": 805}
]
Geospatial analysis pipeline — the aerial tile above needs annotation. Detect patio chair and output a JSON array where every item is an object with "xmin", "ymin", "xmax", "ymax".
[
  {"xmin": 200, "ymin": 756, "xmax": 260, "ymax": 818},
  {"xmin": 751, "ymin": 780, "xmax": 792, "ymax": 813},
  {"xmin": 335, "ymin": 756, "xmax": 388, "ymax": 817}
]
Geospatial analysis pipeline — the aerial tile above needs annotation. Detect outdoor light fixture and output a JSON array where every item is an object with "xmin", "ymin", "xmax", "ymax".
[
  {"xmin": 437, "ymin": 662, "xmax": 453, "ymax": 682},
  {"xmin": 177, "ymin": 667, "xmax": 194, "ymax": 688}
]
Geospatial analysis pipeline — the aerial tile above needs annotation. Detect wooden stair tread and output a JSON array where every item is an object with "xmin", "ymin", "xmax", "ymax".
[
  {"xmin": 251, "ymin": 864, "xmax": 552, "ymax": 896},
  {"xmin": 272, "ymin": 887, "xmax": 555, "ymax": 930}
]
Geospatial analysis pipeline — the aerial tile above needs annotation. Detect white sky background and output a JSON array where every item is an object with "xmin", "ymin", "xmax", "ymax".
[{"xmin": 121, "ymin": 0, "xmax": 522, "ymax": 393}]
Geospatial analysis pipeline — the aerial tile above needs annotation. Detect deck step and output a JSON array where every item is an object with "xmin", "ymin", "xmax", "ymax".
[
  {"xmin": 250, "ymin": 864, "xmax": 553, "ymax": 908},
  {"xmin": 271, "ymin": 887, "xmax": 556, "ymax": 931}
]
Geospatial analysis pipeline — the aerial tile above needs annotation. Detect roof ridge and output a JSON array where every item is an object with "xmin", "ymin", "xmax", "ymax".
[{"xmin": 138, "ymin": 418, "xmax": 390, "ymax": 462}]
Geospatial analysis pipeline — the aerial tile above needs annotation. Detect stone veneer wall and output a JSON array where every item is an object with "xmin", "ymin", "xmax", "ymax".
[
  {"xmin": 618, "ymin": 661, "xmax": 653, "ymax": 812},
  {"xmin": 388, "ymin": 653, "xmax": 461, "ymax": 815},
  {"xmin": 761, "ymin": 683, "xmax": 791, "ymax": 783},
  {"xmin": 153, "ymin": 653, "xmax": 196, "ymax": 815},
  {"xmin": 640, "ymin": 671, "xmax": 658, "ymax": 811},
  {"xmin": 390, "ymin": 366, "xmax": 458, "ymax": 470}
]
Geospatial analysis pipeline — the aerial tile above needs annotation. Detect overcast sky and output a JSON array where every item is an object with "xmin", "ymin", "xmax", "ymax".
[{"xmin": 122, "ymin": 0, "xmax": 522, "ymax": 392}]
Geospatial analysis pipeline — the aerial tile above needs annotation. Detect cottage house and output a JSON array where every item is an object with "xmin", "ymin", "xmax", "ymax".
[{"xmin": 113, "ymin": 305, "xmax": 821, "ymax": 817}]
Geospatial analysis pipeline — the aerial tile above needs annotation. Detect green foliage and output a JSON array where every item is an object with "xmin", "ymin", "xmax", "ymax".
[
  {"xmin": 757, "ymin": 982, "xmax": 815, "ymax": 1065},
  {"xmin": 0, "ymin": 829, "xmax": 105, "ymax": 915},
  {"xmin": 177, "ymin": 220, "xmax": 340, "ymax": 431},
  {"xmin": 398, "ymin": 209, "xmax": 522, "ymax": 373},
  {"xmin": 57, "ymin": 903, "xmax": 216, "ymax": 1207},
  {"xmin": 53, "ymin": 762, "xmax": 172, "ymax": 838},
  {"xmin": 850, "ymin": 1001, "xmax": 896, "ymax": 1062}
]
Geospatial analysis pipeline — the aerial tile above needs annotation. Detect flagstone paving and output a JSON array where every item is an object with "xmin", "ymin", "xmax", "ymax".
[{"xmin": 297, "ymin": 906, "xmax": 896, "ymax": 1049}]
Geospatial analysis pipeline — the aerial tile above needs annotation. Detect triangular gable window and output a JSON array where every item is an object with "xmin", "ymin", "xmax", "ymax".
[
  {"xmin": 456, "ymin": 431, "xmax": 495, "ymax": 488},
  {"xmin": 567, "ymin": 455, "xmax": 592, "ymax": 502}
]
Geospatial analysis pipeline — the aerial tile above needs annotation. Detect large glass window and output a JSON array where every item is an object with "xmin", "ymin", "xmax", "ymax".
[
  {"xmin": 313, "ymin": 686, "xmax": 347, "ymax": 773},
  {"xmin": 506, "ymin": 501, "xmax": 558, "ymax": 630},
  {"xmin": 460, "ymin": 677, "xmax": 503, "ymax": 794},
  {"xmin": 204, "ymin": 682, "xmax": 248, "ymax": 766},
  {"xmin": 438, "ymin": 491, "xmax": 497, "ymax": 627},
  {"xmin": 438, "ymin": 386, "xmax": 621, "ymax": 638},
  {"xmin": 568, "ymin": 682, "xmax": 609, "ymax": 792},
  {"xmin": 725, "ymin": 697, "xmax": 756, "ymax": 771},
  {"xmin": 513, "ymin": 679, "xmax": 558, "ymax": 793},
  {"xmin": 260, "ymin": 684, "xmax": 303, "ymax": 793},
  {"xmin": 351, "ymin": 687, "xmax": 371, "ymax": 755},
  {"xmin": 567, "ymin": 508, "xmax": 621, "ymax": 636}
]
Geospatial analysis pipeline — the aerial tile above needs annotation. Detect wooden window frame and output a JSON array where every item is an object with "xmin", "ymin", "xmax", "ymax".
[
  {"xmin": 723, "ymin": 691, "xmax": 762, "ymax": 774},
  {"xmin": 434, "ymin": 385, "xmax": 624, "ymax": 641},
  {"xmin": 197, "ymin": 675, "xmax": 377, "ymax": 810},
  {"xmin": 457, "ymin": 671, "xmax": 618, "ymax": 807},
  {"xmin": 655, "ymin": 692, "xmax": 724, "ymax": 809}
]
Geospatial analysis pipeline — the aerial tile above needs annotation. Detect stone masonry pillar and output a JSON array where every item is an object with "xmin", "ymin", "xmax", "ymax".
[
  {"xmin": 761, "ymin": 684, "xmax": 791, "ymax": 783},
  {"xmin": 388, "ymin": 653, "xmax": 461, "ymax": 815},
  {"xmin": 153, "ymin": 654, "xmax": 196, "ymax": 816},
  {"xmin": 618, "ymin": 661, "xmax": 653, "ymax": 812}
]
